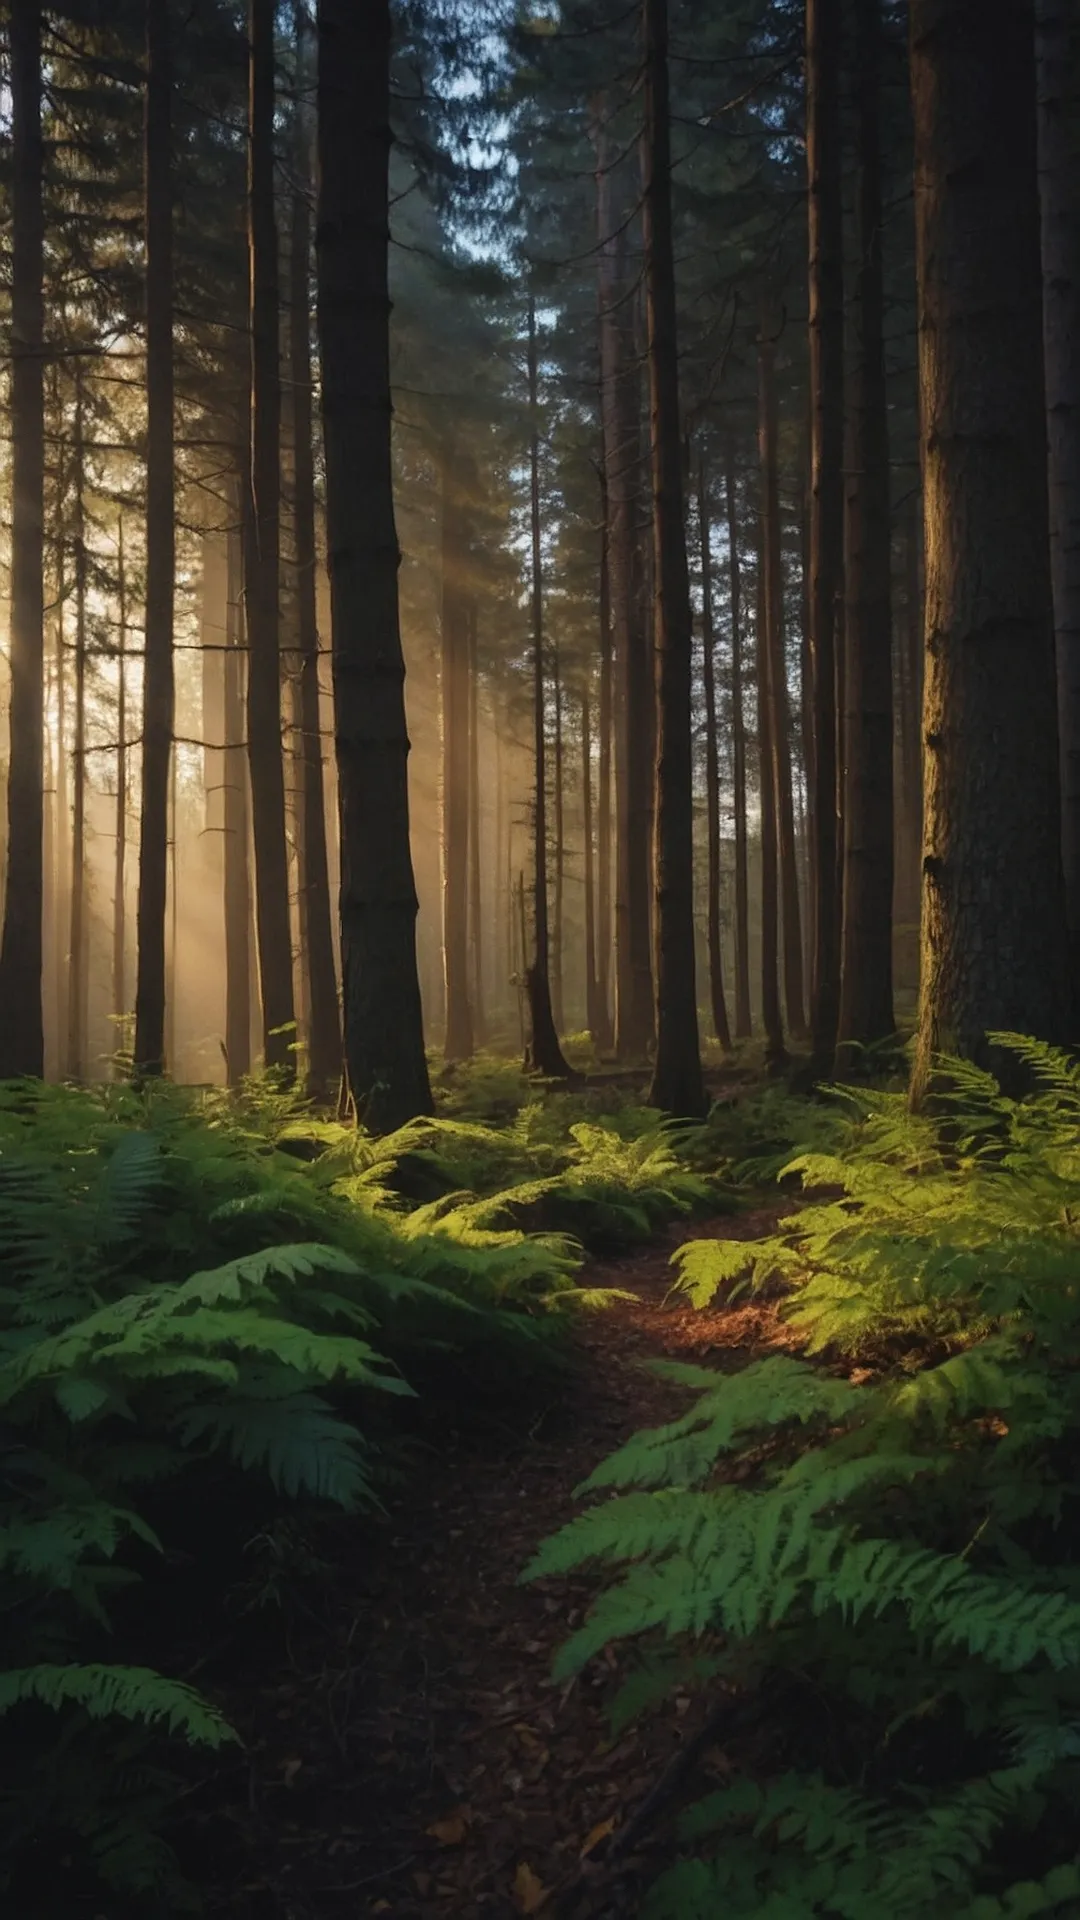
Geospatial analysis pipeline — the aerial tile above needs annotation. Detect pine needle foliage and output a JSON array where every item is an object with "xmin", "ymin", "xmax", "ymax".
[{"xmin": 528, "ymin": 1040, "xmax": 1080, "ymax": 1915}]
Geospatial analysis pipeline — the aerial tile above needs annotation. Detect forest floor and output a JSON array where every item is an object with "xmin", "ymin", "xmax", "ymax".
[{"xmin": 200, "ymin": 1202, "xmax": 797, "ymax": 1920}]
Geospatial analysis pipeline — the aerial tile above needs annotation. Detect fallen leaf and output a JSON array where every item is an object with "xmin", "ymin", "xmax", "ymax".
[
  {"xmin": 580, "ymin": 1816, "xmax": 616, "ymax": 1859},
  {"xmin": 512, "ymin": 1861, "xmax": 550, "ymax": 1913},
  {"xmin": 426, "ymin": 1806, "xmax": 472, "ymax": 1847}
]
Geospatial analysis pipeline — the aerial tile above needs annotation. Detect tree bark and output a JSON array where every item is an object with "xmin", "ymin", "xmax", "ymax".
[
  {"xmin": 552, "ymin": 639, "xmax": 565, "ymax": 1034},
  {"xmin": 698, "ymin": 455, "xmax": 732, "ymax": 1051},
  {"xmin": 440, "ymin": 436, "xmax": 473, "ymax": 1062},
  {"xmin": 837, "ymin": 0, "xmax": 895, "ymax": 1065},
  {"xmin": 316, "ymin": 0, "xmax": 433, "ymax": 1129},
  {"xmin": 725, "ymin": 451, "xmax": 752, "ymax": 1039},
  {"xmin": 524, "ymin": 300, "xmax": 573, "ymax": 1079},
  {"xmin": 66, "ymin": 373, "xmax": 88, "ymax": 1083},
  {"xmin": 133, "ymin": 0, "xmax": 175, "ymax": 1077},
  {"xmin": 224, "ymin": 491, "xmax": 252, "ymax": 1085},
  {"xmin": 596, "ymin": 465, "xmax": 614, "ymax": 1046},
  {"xmin": 468, "ymin": 601, "xmax": 485, "ymax": 1046},
  {"xmin": 758, "ymin": 323, "xmax": 806, "ymax": 1039},
  {"xmin": 642, "ymin": 0, "xmax": 705, "ymax": 1117},
  {"xmin": 0, "ymin": 0, "xmax": 45, "ymax": 1078},
  {"xmin": 806, "ymin": 0, "xmax": 845, "ymax": 1073},
  {"xmin": 291, "ymin": 0, "xmax": 341, "ymax": 1096},
  {"xmin": 593, "ymin": 105, "xmax": 654, "ymax": 1061},
  {"xmin": 1037, "ymin": 0, "xmax": 1080, "ymax": 979},
  {"xmin": 246, "ymin": 0, "xmax": 296, "ymax": 1076},
  {"xmin": 909, "ymin": 0, "xmax": 1071, "ymax": 1101},
  {"xmin": 757, "ymin": 500, "xmax": 787, "ymax": 1071},
  {"xmin": 114, "ymin": 519, "xmax": 128, "ymax": 1050},
  {"xmin": 581, "ymin": 679, "xmax": 605, "ymax": 1045}
]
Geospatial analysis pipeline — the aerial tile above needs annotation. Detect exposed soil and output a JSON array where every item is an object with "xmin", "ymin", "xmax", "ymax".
[{"xmin": 198, "ymin": 1206, "xmax": 796, "ymax": 1919}]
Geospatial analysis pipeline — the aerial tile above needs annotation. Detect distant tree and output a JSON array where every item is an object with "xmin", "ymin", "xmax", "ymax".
[
  {"xmin": 697, "ymin": 454, "xmax": 732, "ymax": 1051},
  {"xmin": 315, "ymin": 0, "xmax": 433, "ymax": 1128},
  {"xmin": 909, "ymin": 0, "xmax": 1071, "ymax": 1101},
  {"xmin": 441, "ymin": 435, "xmax": 474, "ymax": 1062}
]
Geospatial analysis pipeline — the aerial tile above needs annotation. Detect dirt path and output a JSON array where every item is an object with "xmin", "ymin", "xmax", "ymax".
[{"xmin": 203, "ymin": 1206, "xmax": 790, "ymax": 1919}]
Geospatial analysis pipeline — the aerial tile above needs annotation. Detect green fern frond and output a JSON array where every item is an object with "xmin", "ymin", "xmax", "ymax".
[{"xmin": 0, "ymin": 1664, "xmax": 236, "ymax": 1745}]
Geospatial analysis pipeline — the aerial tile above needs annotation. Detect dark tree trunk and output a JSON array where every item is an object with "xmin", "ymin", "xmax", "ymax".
[
  {"xmin": 806, "ymin": 0, "xmax": 845, "ymax": 1073},
  {"xmin": 0, "ymin": 0, "xmax": 45, "ymax": 1078},
  {"xmin": 440, "ymin": 438, "xmax": 473, "ymax": 1061},
  {"xmin": 894, "ymin": 492, "xmax": 924, "ymax": 954},
  {"xmin": 316, "ymin": 0, "xmax": 433, "ymax": 1129},
  {"xmin": 67, "ymin": 374, "xmax": 88, "ymax": 1082},
  {"xmin": 291, "ymin": 0, "xmax": 341, "ymax": 1096},
  {"xmin": 725, "ymin": 452, "xmax": 752, "ymax": 1039},
  {"xmin": 758, "ymin": 323, "xmax": 806, "ymax": 1039},
  {"xmin": 596, "ymin": 466, "xmax": 614, "ymax": 1046},
  {"xmin": 799, "ymin": 458, "xmax": 817, "ymax": 992},
  {"xmin": 552, "ymin": 640, "xmax": 565, "ymax": 1034},
  {"xmin": 224, "ymin": 496, "xmax": 252, "ymax": 1084},
  {"xmin": 133, "ymin": 0, "xmax": 174, "ymax": 1077},
  {"xmin": 581, "ymin": 680, "xmax": 605, "ymax": 1044},
  {"xmin": 698, "ymin": 455, "xmax": 732, "ymax": 1051},
  {"xmin": 1037, "ymin": 0, "xmax": 1080, "ymax": 978},
  {"xmin": 468, "ymin": 601, "xmax": 485, "ymax": 1046},
  {"xmin": 593, "ymin": 107, "xmax": 654, "ymax": 1061},
  {"xmin": 246, "ymin": 0, "xmax": 296, "ymax": 1076},
  {"xmin": 838, "ymin": 0, "xmax": 895, "ymax": 1065},
  {"xmin": 909, "ymin": 0, "xmax": 1071, "ymax": 1102},
  {"xmin": 756, "ymin": 527, "xmax": 786, "ymax": 1071},
  {"xmin": 114, "ymin": 519, "xmax": 128, "ymax": 1048},
  {"xmin": 524, "ymin": 300, "xmax": 573, "ymax": 1080},
  {"xmin": 642, "ymin": 0, "xmax": 705, "ymax": 1117}
]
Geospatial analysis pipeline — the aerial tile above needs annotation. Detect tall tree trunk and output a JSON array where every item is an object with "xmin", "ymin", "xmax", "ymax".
[
  {"xmin": 758, "ymin": 322, "xmax": 806, "ymax": 1039},
  {"xmin": 581, "ymin": 680, "xmax": 605, "ymax": 1044},
  {"xmin": 315, "ymin": 0, "xmax": 432, "ymax": 1129},
  {"xmin": 0, "ymin": 0, "xmax": 45, "ymax": 1078},
  {"xmin": 224, "ymin": 493, "xmax": 252, "ymax": 1084},
  {"xmin": 524, "ymin": 300, "xmax": 573, "ymax": 1079},
  {"xmin": 133, "ymin": 0, "xmax": 174, "ymax": 1076},
  {"xmin": 806, "ymin": 0, "xmax": 845, "ymax": 1073},
  {"xmin": 725, "ymin": 451, "xmax": 752, "ymax": 1039},
  {"xmin": 837, "ymin": 0, "xmax": 895, "ymax": 1064},
  {"xmin": 468, "ymin": 601, "xmax": 485, "ymax": 1046},
  {"xmin": 114, "ymin": 518, "xmax": 128, "ymax": 1051},
  {"xmin": 1037, "ymin": 0, "xmax": 1080, "ymax": 978},
  {"xmin": 552, "ymin": 639, "xmax": 565, "ymax": 1034},
  {"xmin": 166, "ymin": 752, "xmax": 178, "ymax": 1073},
  {"xmin": 596, "ymin": 465, "xmax": 613, "ymax": 1046},
  {"xmin": 642, "ymin": 0, "xmax": 705, "ymax": 1116},
  {"xmin": 291, "ymin": 0, "xmax": 341, "ymax": 1096},
  {"xmin": 54, "ymin": 510, "xmax": 69, "ymax": 1068},
  {"xmin": 909, "ymin": 0, "xmax": 1070, "ymax": 1101},
  {"xmin": 756, "ymin": 529, "xmax": 786, "ymax": 1070},
  {"xmin": 246, "ymin": 0, "xmax": 296, "ymax": 1076},
  {"xmin": 593, "ymin": 106, "xmax": 654, "ymax": 1061},
  {"xmin": 698, "ymin": 454, "xmax": 732, "ymax": 1050},
  {"xmin": 799, "ymin": 468, "xmax": 817, "ymax": 988},
  {"xmin": 66, "ymin": 373, "xmax": 88, "ymax": 1083},
  {"xmin": 440, "ymin": 438, "xmax": 473, "ymax": 1061},
  {"xmin": 894, "ymin": 492, "xmax": 923, "ymax": 955}
]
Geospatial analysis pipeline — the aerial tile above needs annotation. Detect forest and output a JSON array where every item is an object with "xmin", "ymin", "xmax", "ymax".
[{"xmin": 2, "ymin": 0, "xmax": 1080, "ymax": 1913}]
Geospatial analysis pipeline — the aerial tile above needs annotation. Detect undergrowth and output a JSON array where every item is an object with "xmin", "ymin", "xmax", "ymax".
[{"xmin": 529, "ymin": 1037, "xmax": 1080, "ymax": 1917}]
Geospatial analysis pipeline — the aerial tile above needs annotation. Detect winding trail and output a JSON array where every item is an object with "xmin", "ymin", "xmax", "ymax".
[{"xmin": 205, "ymin": 1206, "xmax": 792, "ymax": 1919}]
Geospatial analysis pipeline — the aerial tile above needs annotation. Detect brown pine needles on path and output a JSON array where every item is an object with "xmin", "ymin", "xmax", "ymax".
[{"xmin": 200, "ymin": 1207, "xmax": 797, "ymax": 1919}]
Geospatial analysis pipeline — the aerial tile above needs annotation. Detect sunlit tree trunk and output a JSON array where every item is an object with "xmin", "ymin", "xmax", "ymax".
[
  {"xmin": 66, "ymin": 373, "xmax": 88, "ymax": 1082},
  {"xmin": 523, "ymin": 299, "xmax": 572, "ymax": 1079},
  {"xmin": 224, "ymin": 492, "xmax": 252, "ymax": 1085},
  {"xmin": 291, "ymin": 0, "xmax": 341, "ymax": 1096},
  {"xmin": 132, "ymin": 0, "xmax": 175, "ymax": 1077},
  {"xmin": 698, "ymin": 454, "xmax": 731, "ymax": 1051},
  {"xmin": 642, "ymin": 0, "xmax": 705, "ymax": 1116},
  {"xmin": 758, "ymin": 322, "xmax": 806, "ymax": 1039},
  {"xmin": 596, "ymin": 467, "xmax": 613, "ymax": 1046},
  {"xmin": 725, "ymin": 451, "xmax": 752, "ymax": 1039},
  {"xmin": 910, "ymin": 0, "xmax": 1071, "ymax": 1102},
  {"xmin": 552, "ymin": 639, "xmax": 565, "ymax": 1034},
  {"xmin": 756, "ymin": 533, "xmax": 786, "ymax": 1070},
  {"xmin": 806, "ymin": 0, "xmax": 845, "ymax": 1073},
  {"xmin": 838, "ymin": 0, "xmax": 894, "ymax": 1065},
  {"xmin": 581, "ymin": 679, "xmax": 605, "ymax": 1045},
  {"xmin": 246, "ymin": 0, "xmax": 296, "ymax": 1076},
  {"xmin": 467, "ymin": 601, "xmax": 485, "ymax": 1046},
  {"xmin": 0, "ymin": 0, "xmax": 45, "ymax": 1078},
  {"xmin": 54, "ymin": 480, "xmax": 69, "ymax": 1072},
  {"xmin": 1037, "ymin": 0, "xmax": 1080, "ymax": 976},
  {"xmin": 166, "ymin": 753, "xmax": 178, "ymax": 1073},
  {"xmin": 894, "ymin": 493, "xmax": 923, "ymax": 955},
  {"xmin": 440, "ymin": 436, "xmax": 473, "ymax": 1061},
  {"xmin": 316, "ymin": 0, "xmax": 433, "ymax": 1129},
  {"xmin": 113, "ymin": 519, "xmax": 128, "ymax": 1057}
]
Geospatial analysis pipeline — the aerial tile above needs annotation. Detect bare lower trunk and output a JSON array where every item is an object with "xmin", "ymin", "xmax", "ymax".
[
  {"xmin": 909, "ymin": 0, "xmax": 1071, "ymax": 1101},
  {"xmin": 643, "ymin": 0, "xmax": 705, "ymax": 1116},
  {"xmin": 757, "ymin": 517, "xmax": 786, "ymax": 1071},
  {"xmin": 67, "ymin": 376, "xmax": 88, "ymax": 1082},
  {"xmin": 596, "ymin": 470, "xmax": 613, "ymax": 1045},
  {"xmin": 113, "ymin": 520, "xmax": 128, "ymax": 1055},
  {"xmin": 224, "ymin": 494, "xmax": 252, "ymax": 1085},
  {"xmin": 759, "ymin": 324, "xmax": 806, "ymax": 1039},
  {"xmin": 582, "ymin": 680, "xmax": 605, "ymax": 1045},
  {"xmin": 698, "ymin": 455, "xmax": 731, "ymax": 1050},
  {"xmin": 0, "ymin": 0, "xmax": 45, "ymax": 1077},
  {"xmin": 440, "ymin": 437, "xmax": 473, "ymax": 1062},
  {"xmin": 316, "ymin": 0, "xmax": 433, "ymax": 1129},
  {"xmin": 725, "ymin": 453, "xmax": 752, "ymax": 1039},
  {"xmin": 133, "ymin": 0, "xmax": 175, "ymax": 1077},
  {"xmin": 468, "ymin": 602, "xmax": 485, "ymax": 1046},
  {"xmin": 552, "ymin": 640, "xmax": 565, "ymax": 1034}
]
